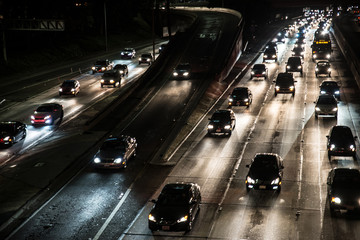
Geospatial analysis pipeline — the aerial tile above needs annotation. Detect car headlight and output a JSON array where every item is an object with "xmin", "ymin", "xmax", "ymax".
[
  {"xmin": 44, "ymin": 115, "xmax": 51, "ymax": 120},
  {"xmin": 246, "ymin": 176, "xmax": 255, "ymax": 184},
  {"xmin": 327, "ymin": 68, "xmax": 331, "ymax": 72},
  {"xmin": 244, "ymin": 98, "xmax": 249, "ymax": 102},
  {"xmin": 262, "ymin": 71, "xmax": 266, "ymax": 74},
  {"xmin": 295, "ymin": 44, "xmax": 298, "ymax": 47},
  {"xmin": 287, "ymin": 65, "xmax": 290, "ymax": 69},
  {"xmin": 71, "ymin": 88, "xmax": 75, "ymax": 92},
  {"xmin": 94, "ymin": 157, "xmax": 101, "ymax": 163},
  {"xmin": 264, "ymin": 55, "xmax": 268, "ymax": 58},
  {"xmin": 92, "ymin": 67, "xmax": 96, "ymax": 70},
  {"xmin": 298, "ymin": 66, "xmax": 302, "ymax": 69},
  {"xmin": 332, "ymin": 107, "xmax": 338, "ymax": 112},
  {"xmin": 101, "ymin": 67, "xmax": 106, "ymax": 71},
  {"xmin": 271, "ymin": 177, "xmax": 280, "ymax": 185},
  {"xmin": 315, "ymin": 107, "xmax": 321, "ymax": 111},
  {"xmin": 183, "ymin": 72, "xmax": 189, "ymax": 76},
  {"xmin": 330, "ymin": 144, "xmax": 336, "ymax": 151},
  {"xmin": 251, "ymin": 71, "xmax": 255, "ymax": 75},
  {"xmin": 147, "ymin": 58, "xmax": 151, "ymax": 61},
  {"xmin": 173, "ymin": 72, "xmax": 178, "ymax": 76},
  {"xmin": 208, "ymin": 124, "xmax": 214, "ymax": 129},
  {"xmin": 320, "ymin": 91, "xmax": 326, "ymax": 94},
  {"xmin": 331, "ymin": 197, "xmax": 341, "ymax": 204},
  {"xmin": 289, "ymin": 86, "xmax": 294, "ymax": 91},
  {"xmin": 110, "ymin": 80, "xmax": 115, "ymax": 83},
  {"xmin": 326, "ymin": 54, "xmax": 331, "ymax": 58},
  {"xmin": 229, "ymin": 98, "xmax": 233, "ymax": 102},
  {"xmin": 224, "ymin": 125, "xmax": 231, "ymax": 130},
  {"xmin": 315, "ymin": 68, "xmax": 319, "ymax": 71},
  {"xmin": 31, "ymin": 115, "xmax": 35, "ymax": 120},
  {"xmin": 114, "ymin": 158, "xmax": 122, "ymax": 163},
  {"xmin": 149, "ymin": 214, "xmax": 156, "ymax": 222},
  {"xmin": 121, "ymin": 52, "xmax": 124, "ymax": 55},
  {"xmin": 272, "ymin": 55, "xmax": 276, "ymax": 58},
  {"xmin": 177, "ymin": 215, "xmax": 188, "ymax": 223},
  {"xmin": 120, "ymin": 70, "xmax": 124, "ymax": 74},
  {"xmin": 275, "ymin": 86, "xmax": 280, "ymax": 90},
  {"xmin": 3, "ymin": 136, "xmax": 10, "ymax": 141},
  {"xmin": 350, "ymin": 145, "xmax": 355, "ymax": 151},
  {"xmin": 313, "ymin": 54, "xmax": 317, "ymax": 58},
  {"xmin": 100, "ymin": 80, "xmax": 104, "ymax": 83},
  {"xmin": 301, "ymin": 52, "xmax": 305, "ymax": 55},
  {"xmin": 59, "ymin": 88, "xmax": 63, "ymax": 92},
  {"xmin": 138, "ymin": 58, "xmax": 141, "ymax": 61},
  {"xmin": 334, "ymin": 91, "xmax": 339, "ymax": 95}
]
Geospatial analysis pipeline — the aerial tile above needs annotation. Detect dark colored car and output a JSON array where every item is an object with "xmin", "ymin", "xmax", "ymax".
[
  {"xmin": 314, "ymin": 94, "xmax": 337, "ymax": 118},
  {"xmin": 100, "ymin": 70, "xmax": 121, "ymax": 88},
  {"xmin": 250, "ymin": 64, "xmax": 268, "ymax": 79},
  {"xmin": 292, "ymin": 46, "xmax": 305, "ymax": 58},
  {"xmin": 274, "ymin": 72, "xmax": 295, "ymax": 96},
  {"xmin": 148, "ymin": 182, "xmax": 201, "ymax": 232},
  {"xmin": 91, "ymin": 59, "xmax": 114, "ymax": 74},
  {"xmin": 93, "ymin": 135, "xmax": 137, "ymax": 169},
  {"xmin": 327, "ymin": 168, "xmax": 360, "ymax": 216},
  {"xmin": 120, "ymin": 48, "xmax": 136, "ymax": 59},
  {"xmin": 59, "ymin": 79, "xmax": 80, "ymax": 96},
  {"xmin": 263, "ymin": 48, "xmax": 277, "ymax": 62},
  {"xmin": 245, "ymin": 153, "xmax": 284, "ymax": 192},
  {"xmin": 228, "ymin": 87, "xmax": 252, "ymax": 108},
  {"xmin": 172, "ymin": 63, "xmax": 191, "ymax": 79},
  {"xmin": 31, "ymin": 103, "xmax": 63, "ymax": 125},
  {"xmin": 327, "ymin": 126, "xmax": 357, "ymax": 160},
  {"xmin": 273, "ymin": 30, "xmax": 286, "ymax": 43},
  {"xmin": 207, "ymin": 109, "xmax": 236, "ymax": 136},
  {"xmin": 286, "ymin": 57, "xmax": 303, "ymax": 75},
  {"xmin": 113, "ymin": 64, "xmax": 128, "ymax": 77},
  {"xmin": 320, "ymin": 80, "xmax": 340, "ymax": 99},
  {"xmin": 0, "ymin": 121, "xmax": 26, "ymax": 146},
  {"xmin": 315, "ymin": 60, "xmax": 331, "ymax": 77},
  {"xmin": 265, "ymin": 42, "xmax": 277, "ymax": 50},
  {"xmin": 294, "ymin": 37, "xmax": 306, "ymax": 48},
  {"xmin": 139, "ymin": 53, "xmax": 153, "ymax": 65}
]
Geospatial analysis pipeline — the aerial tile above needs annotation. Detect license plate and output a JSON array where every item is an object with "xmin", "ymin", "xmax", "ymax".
[
  {"xmin": 216, "ymin": 129, "xmax": 221, "ymax": 133},
  {"xmin": 162, "ymin": 226, "xmax": 170, "ymax": 231},
  {"xmin": 346, "ymin": 206, "xmax": 355, "ymax": 210},
  {"xmin": 259, "ymin": 185, "xmax": 266, "ymax": 189}
]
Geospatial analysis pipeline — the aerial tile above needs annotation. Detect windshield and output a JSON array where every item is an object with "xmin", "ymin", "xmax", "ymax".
[
  {"xmin": 252, "ymin": 155, "xmax": 278, "ymax": 171},
  {"xmin": 36, "ymin": 106, "xmax": 54, "ymax": 112},
  {"xmin": 157, "ymin": 189, "xmax": 189, "ymax": 206},
  {"xmin": 101, "ymin": 140, "xmax": 126, "ymax": 150},
  {"xmin": 317, "ymin": 96, "xmax": 336, "ymax": 104},
  {"xmin": 232, "ymin": 88, "xmax": 247, "ymax": 97},
  {"xmin": 211, "ymin": 112, "xmax": 230, "ymax": 121},
  {"xmin": 61, "ymin": 81, "xmax": 75, "ymax": 87},
  {"xmin": 0, "ymin": 124, "xmax": 13, "ymax": 132},
  {"xmin": 95, "ymin": 61, "xmax": 107, "ymax": 65},
  {"xmin": 333, "ymin": 175, "xmax": 360, "ymax": 189}
]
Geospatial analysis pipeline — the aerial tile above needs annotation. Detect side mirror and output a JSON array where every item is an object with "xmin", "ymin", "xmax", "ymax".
[
  {"xmin": 208, "ymin": 118, "xmax": 211, "ymax": 120},
  {"xmin": 294, "ymin": 80, "xmax": 298, "ymax": 83},
  {"xmin": 281, "ymin": 165, "xmax": 284, "ymax": 169},
  {"xmin": 149, "ymin": 199, "xmax": 157, "ymax": 203},
  {"xmin": 246, "ymin": 164, "xmax": 250, "ymax": 168},
  {"xmin": 314, "ymin": 101, "xmax": 316, "ymax": 104},
  {"xmin": 272, "ymin": 80, "xmax": 276, "ymax": 83},
  {"xmin": 326, "ymin": 135, "xmax": 329, "ymax": 138},
  {"xmin": 355, "ymin": 136, "xmax": 358, "ymax": 139}
]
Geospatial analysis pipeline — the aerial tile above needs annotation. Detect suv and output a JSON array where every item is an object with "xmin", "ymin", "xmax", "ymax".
[
  {"xmin": 207, "ymin": 109, "xmax": 236, "ymax": 136},
  {"xmin": 327, "ymin": 126, "xmax": 357, "ymax": 160},
  {"xmin": 314, "ymin": 94, "xmax": 338, "ymax": 118},
  {"xmin": 148, "ymin": 183, "xmax": 201, "ymax": 232},
  {"xmin": 286, "ymin": 57, "xmax": 303, "ymax": 75},
  {"xmin": 250, "ymin": 64, "xmax": 268, "ymax": 79},
  {"xmin": 245, "ymin": 153, "xmax": 284, "ymax": 192},
  {"xmin": 274, "ymin": 73, "xmax": 295, "ymax": 97},
  {"xmin": 228, "ymin": 87, "xmax": 252, "ymax": 108},
  {"xmin": 100, "ymin": 70, "xmax": 121, "ymax": 88},
  {"xmin": 263, "ymin": 48, "xmax": 277, "ymax": 62},
  {"xmin": 327, "ymin": 168, "xmax": 360, "ymax": 216},
  {"xmin": 91, "ymin": 59, "xmax": 114, "ymax": 74},
  {"xmin": 139, "ymin": 53, "xmax": 153, "ymax": 65}
]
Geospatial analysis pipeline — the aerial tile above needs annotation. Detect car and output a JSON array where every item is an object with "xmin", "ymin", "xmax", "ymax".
[
  {"xmin": 273, "ymin": 30, "xmax": 286, "ymax": 43},
  {"xmin": 315, "ymin": 60, "xmax": 331, "ymax": 77},
  {"xmin": 100, "ymin": 70, "xmax": 121, "ymax": 88},
  {"xmin": 250, "ymin": 64, "xmax": 268, "ymax": 79},
  {"xmin": 263, "ymin": 48, "xmax": 277, "ymax": 62},
  {"xmin": 59, "ymin": 79, "xmax": 80, "ymax": 96},
  {"xmin": 228, "ymin": 87, "xmax": 252, "ymax": 108},
  {"xmin": 113, "ymin": 64, "xmax": 128, "ymax": 77},
  {"xmin": 139, "ymin": 53, "xmax": 153, "ymax": 65},
  {"xmin": 265, "ymin": 42, "xmax": 277, "ymax": 50},
  {"xmin": 159, "ymin": 44, "xmax": 168, "ymax": 53},
  {"xmin": 274, "ymin": 72, "xmax": 295, "ymax": 97},
  {"xmin": 295, "ymin": 31, "xmax": 305, "ymax": 38},
  {"xmin": 245, "ymin": 153, "xmax": 284, "ymax": 192},
  {"xmin": 120, "ymin": 48, "xmax": 136, "ymax": 59},
  {"xmin": 292, "ymin": 46, "xmax": 305, "ymax": 58},
  {"xmin": 327, "ymin": 168, "xmax": 360, "ymax": 216},
  {"xmin": 172, "ymin": 63, "xmax": 191, "ymax": 79},
  {"xmin": 31, "ymin": 103, "xmax": 63, "ymax": 125},
  {"xmin": 91, "ymin": 59, "xmax": 114, "ymax": 74},
  {"xmin": 207, "ymin": 109, "xmax": 236, "ymax": 136},
  {"xmin": 0, "ymin": 121, "xmax": 26, "ymax": 146},
  {"xmin": 327, "ymin": 125, "xmax": 357, "ymax": 160},
  {"xmin": 319, "ymin": 80, "xmax": 340, "ymax": 99},
  {"xmin": 286, "ymin": 56, "xmax": 303, "ymax": 75},
  {"xmin": 148, "ymin": 182, "xmax": 201, "ymax": 232},
  {"xmin": 314, "ymin": 94, "xmax": 338, "ymax": 118},
  {"xmin": 93, "ymin": 135, "xmax": 137, "ymax": 169}
]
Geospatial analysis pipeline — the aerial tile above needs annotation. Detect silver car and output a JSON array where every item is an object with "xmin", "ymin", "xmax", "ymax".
[{"xmin": 315, "ymin": 94, "xmax": 338, "ymax": 119}]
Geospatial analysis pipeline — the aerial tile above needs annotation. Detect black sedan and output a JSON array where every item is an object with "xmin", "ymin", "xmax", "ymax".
[
  {"xmin": 228, "ymin": 87, "xmax": 252, "ymax": 108},
  {"xmin": 207, "ymin": 109, "xmax": 236, "ymax": 136},
  {"xmin": 59, "ymin": 79, "xmax": 80, "ymax": 96},
  {"xmin": 320, "ymin": 80, "xmax": 340, "ymax": 99},
  {"xmin": 250, "ymin": 64, "xmax": 267, "ymax": 79},
  {"xmin": 327, "ymin": 125, "xmax": 357, "ymax": 160},
  {"xmin": 315, "ymin": 60, "xmax": 331, "ymax": 77},
  {"xmin": 327, "ymin": 168, "xmax": 360, "ymax": 216},
  {"xmin": 93, "ymin": 135, "xmax": 137, "ymax": 169},
  {"xmin": 148, "ymin": 182, "xmax": 201, "ymax": 232},
  {"xmin": 172, "ymin": 63, "xmax": 191, "ymax": 79},
  {"xmin": 0, "ymin": 121, "xmax": 26, "ymax": 146},
  {"xmin": 245, "ymin": 153, "xmax": 284, "ymax": 192}
]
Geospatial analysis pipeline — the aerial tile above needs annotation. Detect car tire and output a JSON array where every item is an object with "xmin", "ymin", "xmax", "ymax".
[
  {"xmin": 330, "ymin": 206, "xmax": 336, "ymax": 217},
  {"xmin": 22, "ymin": 130, "xmax": 27, "ymax": 139},
  {"xmin": 113, "ymin": 84, "xmax": 116, "ymax": 88},
  {"xmin": 101, "ymin": 84, "xmax": 103, "ymax": 88},
  {"xmin": 276, "ymin": 186, "xmax": 281, "ymax": 193},
  {"xmin": 315, "ymin": 114, "xmax": 318, "ymax": 119},
  {"xmin": 186, "ymin": 216, "xmax": 193, "ymax": 232},
  {"xmin": 274, "ymin": 92, "xmax": 277, "ymax": 97},
  {"xmin": 292, "ymin": 92, "xmax": 295, "ymax": 97},
  {"xmin": 246, "ymin": 186, "xmax": 251, "ymax": 192},
  {"xmin": 138, "ymin": 62, "xmax": 141, "ymax": 65},
  {"xmin": 353, "ymin": 154, "xmax": 357, "ymax": 161},
  {"xmin": 315, "ymin": 73, "xmax": 318, "ymax": 77},
  {"xmin": 328, "ymin": 153, "xmax": 331, "ymax": 161}
]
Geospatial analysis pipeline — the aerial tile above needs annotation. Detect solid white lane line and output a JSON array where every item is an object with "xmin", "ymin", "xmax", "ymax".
[{"xmin": 93, "ymin": 188, "xmax": 132, "ymax": 240}]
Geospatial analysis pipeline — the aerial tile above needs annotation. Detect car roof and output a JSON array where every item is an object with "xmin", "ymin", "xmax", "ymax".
[
  {"xmin": 331, "ymin": 125, "xmax": 352, "ymax": 134},
  {"xmin": 320, "ymin": 80, "xmax": 337, "ymax": 85},
  {"xmin": 333, "ymin": 168, "xmax": 360, "ymax": 178},
  {"xmin": 162, "ymin": 183, "xmax": 194, "ymax": 192},
  {"xmin": 288, "ymin": 56, "xmax": 301, "ymax": 62},
  {"xmin": 253, "ymin": 64, "xmax": 265, "ymax": 68},
  {"xmin": 318, "ymin": 94, "xmax": 336, "ymax": 99}
]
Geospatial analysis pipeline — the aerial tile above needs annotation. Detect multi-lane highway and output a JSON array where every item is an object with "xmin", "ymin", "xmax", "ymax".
[{"xmin": 2, "ymin": 7, "xmax": 360, "ymax": 240}]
